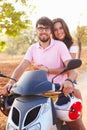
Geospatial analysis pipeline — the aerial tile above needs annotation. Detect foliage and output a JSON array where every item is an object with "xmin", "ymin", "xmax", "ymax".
[
  {"xmin": 75, "ymin": 25, "xmax": 87, "ymax": 58},
  {"xmin": 21, "ymin": 28, "xmax": 37, "ymax": 44},
  {"xmin": 5, "ymin": 28, "xmax": 37, "ymax": 55},
  {"xmin": 0, "ymin": 41, "xmax": 7, "ymax": 52},
  {"xmin": 15, "ymin": 0, "xmax": 29, "ymax": 5},
  {"xmin": 76, "ymin": 25, "xmax": 87, "ymax": 45},
  {"xmin": 0, "ymin": 0, "xmax": 36, "ymax": 53},
  {"xmin": 0, "ymin": 1, "xmax": 35, "ymax": 36}
]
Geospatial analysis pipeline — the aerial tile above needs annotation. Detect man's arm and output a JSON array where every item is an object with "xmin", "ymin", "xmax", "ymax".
[
  {"xmin": 64, "ymin": 60, "xmax": 78, "ymax": 81},
  {"xmin": 33, "ymin": 64, "xmax": 64, "ymax": 75},
  {"xmin": 62, "ymin": 60, "xmax": 78, "ymax": 95},
  {"xmin": 9, "ymin": 59, "xmax": 31, "ymax": 83},
  {"xmin": 2, "ymin": 59, "xmax": 31, "ymax": 95}
]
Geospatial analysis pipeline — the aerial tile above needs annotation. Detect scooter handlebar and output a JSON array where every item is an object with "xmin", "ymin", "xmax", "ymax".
[{"xmin": 52, "ymin": 83, "xmax": 61, "ymax": 92}]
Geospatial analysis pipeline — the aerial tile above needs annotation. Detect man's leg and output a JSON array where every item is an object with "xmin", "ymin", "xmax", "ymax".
[{"xmin": 66, "ymin": 117, "xmax": 86, "ymax": 130}]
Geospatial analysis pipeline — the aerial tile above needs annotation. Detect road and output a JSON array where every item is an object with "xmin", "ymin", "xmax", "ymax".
[{"xmin": 77, "ymin": 70, "xmax": 87, "ymax": 127}]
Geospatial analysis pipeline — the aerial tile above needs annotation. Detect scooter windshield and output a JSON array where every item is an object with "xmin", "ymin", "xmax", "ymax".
[{"xmin": 10, "ymin": 70, "xmax": 52, "ymax": 95}]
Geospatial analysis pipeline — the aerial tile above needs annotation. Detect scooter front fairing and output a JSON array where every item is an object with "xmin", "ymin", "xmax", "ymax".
[{"xmin": 6, "ymin": 95, "xmax": 58, "ymax": 130}]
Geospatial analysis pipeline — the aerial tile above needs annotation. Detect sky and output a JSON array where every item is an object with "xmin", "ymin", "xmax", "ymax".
[
  {"xmin": 28, "ymin": 0, "xmax": 87, "ymax": 32},
  {"xmin": 12, "ymin": 0, "xmax": 87, "ymax": 32}
]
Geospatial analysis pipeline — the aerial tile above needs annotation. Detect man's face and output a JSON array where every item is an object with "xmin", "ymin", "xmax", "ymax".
[{"xmin": 36, "ymin": 24, "xmax": 51, "ymax": 42}]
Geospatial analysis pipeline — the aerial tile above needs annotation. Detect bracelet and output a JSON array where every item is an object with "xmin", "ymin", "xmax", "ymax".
[{"xmin": 65, "ymin": 78, "xmax": 73, "ymax": 84}]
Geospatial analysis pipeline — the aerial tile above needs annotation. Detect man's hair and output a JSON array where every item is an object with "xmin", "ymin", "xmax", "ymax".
[{"xmin": 36, "ymin": 16, "xmax": 53, "ymax": 32}]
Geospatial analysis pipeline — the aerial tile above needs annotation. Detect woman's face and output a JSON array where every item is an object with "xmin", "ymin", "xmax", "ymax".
[{"xmin": 53, "ymin": 22, "xmax": 66, "ymax": 40}]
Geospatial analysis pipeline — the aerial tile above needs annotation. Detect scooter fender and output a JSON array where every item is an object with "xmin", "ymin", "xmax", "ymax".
[{"xmin": 6, "ymin": 95, "xmax": 58, "ymax": 130}]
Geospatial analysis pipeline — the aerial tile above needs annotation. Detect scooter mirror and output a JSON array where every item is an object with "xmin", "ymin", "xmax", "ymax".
[
  {"xmin": 60, "ymin": 59, "xmax": 82, "ymax": 74},
  {"xmin": 52, "ymin": 59, "xmax": 82, "ymax": 82}
]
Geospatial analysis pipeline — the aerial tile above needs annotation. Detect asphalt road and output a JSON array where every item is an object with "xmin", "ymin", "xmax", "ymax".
[{"xmin": 77, "ymin": 70, "xmax": 87, "ymax": 127}]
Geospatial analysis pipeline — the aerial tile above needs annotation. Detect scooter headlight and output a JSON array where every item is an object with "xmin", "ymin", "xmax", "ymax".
[
  {"xmin": 6, "ymin": 123, "xmax": 15, "ymax": 130},
  {"xmin": 27, "ymin": 123, "xmax": 41, "ymax": 130}
]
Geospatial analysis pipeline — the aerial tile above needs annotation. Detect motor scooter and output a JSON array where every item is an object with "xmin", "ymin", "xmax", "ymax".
[{"xmin": 0, "ymin": 59, "xmax": 82, "ymax": 130}]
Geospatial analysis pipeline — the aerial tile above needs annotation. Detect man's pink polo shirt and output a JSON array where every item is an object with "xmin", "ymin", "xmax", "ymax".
[{"xmin": 24, "ymin": 39, "xmax": 72, "ymax": 84}]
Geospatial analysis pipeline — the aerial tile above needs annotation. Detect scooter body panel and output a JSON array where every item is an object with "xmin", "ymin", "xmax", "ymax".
[
  {"xmin": 6, "ymin": 95, "xmax": 58, "ymax": 130},
  {"xmin": 1, "ymin": 59, "xmax": 82, "ymax": 130}
]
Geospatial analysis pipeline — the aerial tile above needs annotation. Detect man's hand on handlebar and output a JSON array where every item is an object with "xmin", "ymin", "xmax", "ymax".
[
  {"xmin": 61, "ymin": 79, "xmax": 75, "ymax": 95},
  {"xmin": 2, "ymin": 80, "xmax": 15, "ymax": 96}
]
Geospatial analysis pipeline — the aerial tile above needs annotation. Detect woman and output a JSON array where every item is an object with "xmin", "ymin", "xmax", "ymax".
[
  {"xmin": 52, "ymin": 18, "xmax": 86, "ymax": 130},
  {"xmin": 52, "ymin": 18, "xmax": 78, "ymax": 59},
  {"xmin": 52, "ymin": 18, "xmax": 82, "ymax": 100}
]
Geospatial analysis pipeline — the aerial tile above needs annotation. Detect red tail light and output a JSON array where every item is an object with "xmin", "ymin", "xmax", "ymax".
[{"xmin": 69, "ymin": 101, "xmax": 82, "ymax": 120}]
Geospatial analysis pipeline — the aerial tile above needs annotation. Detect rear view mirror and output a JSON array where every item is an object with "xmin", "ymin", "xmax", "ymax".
[
  {"xmin": 61, "ymin": 59, "xmax": 82, "ymax": 74},
  {"xmin": 52, "ymin": 59, "xmax": 82, "ymax": 83}
]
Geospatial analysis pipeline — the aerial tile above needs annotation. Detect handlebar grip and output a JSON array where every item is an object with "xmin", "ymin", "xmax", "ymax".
[
  {"xmin": 55, "ymin": 83, "xmax": 61, "ymax": 91},
  {"xmin": 52, "ymin": 83, "xmax": 61, "ymax": 92}
]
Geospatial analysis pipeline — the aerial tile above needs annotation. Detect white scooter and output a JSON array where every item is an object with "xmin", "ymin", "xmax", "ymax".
[{"xmin": 0, "ymin": 59, "xmax": 82, "ymax": 130}]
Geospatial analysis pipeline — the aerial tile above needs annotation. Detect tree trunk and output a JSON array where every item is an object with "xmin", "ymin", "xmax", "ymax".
[{"xmin": 77, "ymin": 38, "xmax": 81, "ymax": 59}]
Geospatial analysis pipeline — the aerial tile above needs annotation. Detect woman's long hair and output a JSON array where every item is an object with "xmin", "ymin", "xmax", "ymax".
[{"xmin": 52, "ymin": 18, "xmax": 73, "ymax": 49}]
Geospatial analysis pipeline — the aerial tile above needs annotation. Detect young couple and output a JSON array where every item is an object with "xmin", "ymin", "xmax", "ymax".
[{"xmin": 2, "ymin": 16, "xmax": 86, "ymax": 130}]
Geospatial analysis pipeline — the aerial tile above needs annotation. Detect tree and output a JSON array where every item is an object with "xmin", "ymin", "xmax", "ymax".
[
  {"xmin": 0, "ymin": 0, "xmax": 36, "ymax": 53},
  {"xmin": 0, "ymin": 0, "xmax": 35, "ymax": 36},
  {"xmin": 0, "ymin": 41, "xmax": 6, "ymax": 52},
  {"xmin": 76, "ymin": 25, "xmax": 87, "ymax": 58},
  {"xmin": 6, "ymin": 28, "xmax": 37, "ymax": 55}
]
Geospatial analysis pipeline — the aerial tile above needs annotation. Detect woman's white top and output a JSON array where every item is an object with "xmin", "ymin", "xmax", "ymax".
[
  {"xmin": 69, "ymin": 45, "xmax": 78, "ymax": 53},
  {"xmin": 69, "ymin": 45, "xmax": 78, "ymax": 58}
]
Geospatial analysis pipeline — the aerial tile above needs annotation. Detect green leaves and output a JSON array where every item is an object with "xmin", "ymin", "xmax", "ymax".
[
  {"xmin": 0, "ymin": 41, "xmax": 7, "ymax": 52},
  {"xmin": 0, "ymin": 1, "xmax": 35, "ymax": 36}
]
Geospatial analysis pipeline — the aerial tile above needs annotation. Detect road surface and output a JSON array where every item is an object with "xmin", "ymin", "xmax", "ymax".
[{"xmin": 77, "ymin": 70, "xmax": 87, "ymax": 127}]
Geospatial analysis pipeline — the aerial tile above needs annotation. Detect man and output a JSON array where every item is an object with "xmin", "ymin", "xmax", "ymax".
[{"xmin": 3, "ymin": 16, "xmax": 86, "ymax": 130}]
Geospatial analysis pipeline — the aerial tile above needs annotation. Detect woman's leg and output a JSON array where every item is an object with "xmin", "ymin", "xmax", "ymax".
[
  {"xmin": 73, "ymin": 88, "xmax": 82, "ymax": 100},
  {"xmin": 66, "ymin": 117, "xmax": 86, "ymax": 130}
]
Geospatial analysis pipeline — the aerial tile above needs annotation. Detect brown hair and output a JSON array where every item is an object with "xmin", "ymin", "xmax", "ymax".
[
  {"xmin": 52, "ymin": 18, "xmax": 73, "ymax": 49},
  {"xmin": 36, "ymin": 16, "xmax": 53, "ymax": 32}
]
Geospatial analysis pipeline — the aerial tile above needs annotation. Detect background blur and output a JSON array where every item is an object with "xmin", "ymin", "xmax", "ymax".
[{"xmin": 0, "ymin": 0, "xmax": 87, "ymax": 57}]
